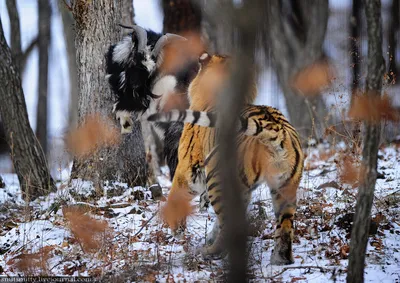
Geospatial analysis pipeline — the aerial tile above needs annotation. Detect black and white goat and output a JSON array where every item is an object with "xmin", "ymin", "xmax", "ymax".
[{"xmin": 105, "ymin": 25, "xmax": 198, "ymax": 178}]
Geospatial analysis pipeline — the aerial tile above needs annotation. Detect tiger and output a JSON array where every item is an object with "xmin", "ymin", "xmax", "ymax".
[{"xmin": 148, "ymin": 52, "xmax": 304, "ymax": 265}]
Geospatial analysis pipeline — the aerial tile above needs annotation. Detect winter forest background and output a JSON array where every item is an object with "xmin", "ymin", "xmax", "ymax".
[
  {"xmin": 0, "ymin": 0, "xmax": 398, "ymax": 173},
  {"xmin": 0, "ymin": 0, "xmax": 399, "ymax": 282}
]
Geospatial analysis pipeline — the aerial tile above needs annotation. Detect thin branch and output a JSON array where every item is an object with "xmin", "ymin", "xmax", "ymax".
[
  {"xmin": 6, "ymin": 0, "xmax": 22, "ymax": 70},
  {"xmin": 21, "ymin": 36, "xmax": 39, "ymax": 72}
]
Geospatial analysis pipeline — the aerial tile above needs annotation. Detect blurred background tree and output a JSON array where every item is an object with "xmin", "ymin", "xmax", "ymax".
[{"xmin": 0, "ymin": 18, "xmax": 55, "ymax": 200}]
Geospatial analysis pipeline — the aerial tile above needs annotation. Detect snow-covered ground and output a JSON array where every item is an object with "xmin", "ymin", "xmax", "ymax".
[{"xmin": 0, "ymin": 144, "xmax": 399, "ymax": 282}]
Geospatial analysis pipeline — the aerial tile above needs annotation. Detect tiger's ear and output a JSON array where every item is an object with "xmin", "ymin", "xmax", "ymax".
[{"xmin": 199, "ymin": 52, "xmax": 210, "ymax": 66}]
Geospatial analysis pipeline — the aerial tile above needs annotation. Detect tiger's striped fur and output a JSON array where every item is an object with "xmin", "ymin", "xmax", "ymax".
[{"xmin": 152, "ymin": 53, "xmax": 304, "ymax": 265}]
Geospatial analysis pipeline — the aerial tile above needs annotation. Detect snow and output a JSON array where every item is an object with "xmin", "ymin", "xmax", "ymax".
[{"xmin": 0, "ymin": 144, "xmax": 399, "ymax": 281}]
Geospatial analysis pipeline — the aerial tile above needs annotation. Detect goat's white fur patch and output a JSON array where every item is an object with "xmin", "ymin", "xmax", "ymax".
[
  {"xmin": 151, "ymin": 75, "xmax": 177, "ymax": 112},
  {"xmin": 112, "ymin": 37, "xmax": 133, "ymax": 63}
]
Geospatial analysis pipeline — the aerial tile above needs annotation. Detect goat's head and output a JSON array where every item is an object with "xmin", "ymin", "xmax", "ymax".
[{"xmin": 106, "ymin": 25, "xmax": 187, "ymax": 133}]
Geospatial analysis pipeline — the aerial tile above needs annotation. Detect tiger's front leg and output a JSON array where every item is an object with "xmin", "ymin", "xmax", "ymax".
[
  {"xmin": 195, "ymin": 169, "xmax": 227, "ymax": 259},
  {"xmin": 269, "ymin": 184, "xmax": 297, "ymax": 265}
]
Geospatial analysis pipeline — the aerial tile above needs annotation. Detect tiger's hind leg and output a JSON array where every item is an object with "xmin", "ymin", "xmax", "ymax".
[{"xmin": 269, "ymin": 184, "xmax": 297, "ymax": 265}]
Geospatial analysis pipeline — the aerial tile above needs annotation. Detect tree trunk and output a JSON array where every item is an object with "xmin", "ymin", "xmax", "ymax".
[
  {"xmin": 59, "ymin": 2, "xmax": 79, "ymax": 129},
  {"xmin": 347, "ymin": 0, "xmax": 385, "ymax": 282},
  {"xmin": 0, "ymin": 19, "xmax": 55, "ymax": 201},
  {"xmin": 36, "ymin": 0, "xmax": 51, "ymax": 157},
  {"xmin": 349, "ymin": 0, "xmax": 363, "ymax": 148},
  {"xmin": 6, "ymin": 0, "xmax": 22, "ymax": 71},
  {"xmin": 162, "ymin": 0, "xmax": 201, "ymax": 34},
  {"xmin": 120, "ymin": 0, "xmax": 135, "ymax": 26},
  {"xmin": 266, "ymin": 0, "xmax": 330, "ymax": 141},
  {"xmin": 71, "ymin": 0, "xmax": 147, "ymax": 187},
  {"xmin": 388, "ymin": 0, "xmax": 399, "ymax": 83},
  {"xmin": 117, "ymin": 0, "xmax": 148, "ymax": 187},
  {"xmin": 350, "ymin": 0, "xmax": 362, "ymax": 94}
]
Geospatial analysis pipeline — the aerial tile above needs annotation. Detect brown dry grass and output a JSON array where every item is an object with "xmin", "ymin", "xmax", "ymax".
[
  {"xmin": 291, "ymin": 60, "xmax": 335, "ymax": 96},
  {"xmin": 348, "ymin": 94, "xmax": 399, "ymax": 123},
  {"xmin": 65, "ymin": 114, "xmax": 120, "ymax": 158},
  {"xmin": 63, "ymin": 205, "xmax": 110, "ymax": 253},
  {"xmin": 9, "ymin": 246, "xmax": 54, "ymax": 275},
  {"xmin": 161, "ymin": 190, "xmax": 193, "ymax": 231}
]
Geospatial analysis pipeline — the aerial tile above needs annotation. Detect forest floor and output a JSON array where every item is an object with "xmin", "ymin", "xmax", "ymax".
[{"xmin": 0, "ymin": 142, "xmax": 399, "ymax": 282}]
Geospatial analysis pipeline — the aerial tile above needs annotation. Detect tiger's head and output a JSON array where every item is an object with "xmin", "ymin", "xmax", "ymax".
[{"xmin": 188, "ymin": 52, "xmax": 257, "ymax": 111}]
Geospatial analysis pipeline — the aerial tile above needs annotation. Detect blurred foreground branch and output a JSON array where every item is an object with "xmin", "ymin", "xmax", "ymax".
[{"xmin": 215, "ymin": 1, "xmax": 263, "ymax": 281}]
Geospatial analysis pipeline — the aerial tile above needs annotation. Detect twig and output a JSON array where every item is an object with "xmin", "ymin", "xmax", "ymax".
[
  {"xmin": 267, "ymin": 265, "xmax": 332, "ymax": 279},
  {"xmin": 133, "ymin": 210, "xmax": 158, "ymax": 237}
]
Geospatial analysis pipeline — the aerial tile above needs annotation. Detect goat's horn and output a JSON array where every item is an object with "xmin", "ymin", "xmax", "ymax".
[
  {"xmin": 118, "ymin": 24, "xmax": 148, "ymax": 53},
  {"xmin": 132, "ymin": 25, "xmax": 148, "ymax": 52},
  {"xmin": 151, "ymin": 33, "xmax": 187, "ymax": 58}
]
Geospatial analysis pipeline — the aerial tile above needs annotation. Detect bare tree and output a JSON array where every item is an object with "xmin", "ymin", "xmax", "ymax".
[
  {"xmin": 36, "ymin": 0, "xmax": 51, "ymax": 156},
  {"xmin": 5, "ymin": 0, "xmax": 39, "ymax": 73},
  {"xmin": 70, "ymin": 0, "xmax": 147, "ymax": 186},
  {"xmin": 58, "ymin": 2, "xmax": 78, "ymax": 129},
  {"xmin": 388, "ymin": 0, "xmax": 399, "ymax": 83},
  {"xmin": 0, "ymin": 18, "xmax": 55, "ymax": 200},
  {"xmin": 6, "ymin": 0, "xmax": 22, "ymax": 70},
  {"xmin": 350, "ymin": 0, "xmax": 363, "ymax": 94},
  {"xmin": 265, "ymin": 0, "xmax": 329, "ymax": 141},
  {"xmin": 349, "ymin": 0, "xmax": 363, "ymax": 147},
  {"xmin": 347, "ymin": 0, "xmax": 385, "ymax": 282}
]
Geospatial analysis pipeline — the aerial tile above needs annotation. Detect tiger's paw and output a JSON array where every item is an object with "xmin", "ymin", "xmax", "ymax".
[
  {"xmin": 270, "ymin": 248, "xmax": 294, "ymax": 265},
  {"xmin": 271, "ymin": 218, "xmax": 294, "ymax": 265}
]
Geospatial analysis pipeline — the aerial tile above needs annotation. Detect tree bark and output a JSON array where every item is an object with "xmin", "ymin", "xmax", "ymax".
[
  {"xmin": 347, "ymin": 0, "xmax": 385, "ymax": 282},
  {"xmin": 0, "ymin": 18, "xmax": 55, "ymax": 200},
  {"xmin": 6, "ymin": 0, "xmax": 22, "ymax": 71},
  {"xmin": 266, "ymin": 0, "xmax": 330, "ymax": 141},
  {"xmin": 59, "ymin": 2, "xmax": 79, "ymax": 129},
  {"xmin": 349, "ymin": 0, "xmax": 363, "ymax": 148},
  {"xmin": 388, "ymin": 0, "xmax": 399, "ymax": 83},
  {"xmin": 120, "ymin": 0, "xmax": 135, "ymax": 26},
  {"xmin": 71, "ymin": 0, "xmax": 147, "ymax": 187},
  {"xmin": 117, "ymin": 0, "xmax": 148, "ymax": 187},
  {"xmin": 36, "ymin": 0, "xmax": 51, "ymax": 157},
  {"xmin": 350, "ymin": 0, "xmax": 363, "ymax": 94}
]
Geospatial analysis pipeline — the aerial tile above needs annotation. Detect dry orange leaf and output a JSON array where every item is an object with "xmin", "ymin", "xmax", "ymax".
[
  {"xmin": 160, "ymin": 31, "xmax": 205, "ymax": 73},
  {"xmin": 63, "ymin": 206, "xmax": 110, "ymax": 252},
  {"xmin": 161, "ymin": 190, "xmax": 193, "ymax": 231},
  {"xmin": 291, "ymin": 60, "xmax": 335, "ymax": 96},
  {"xmin": 65, "ymin": 114, "xmax": 120, "ymax": 158},
  {"xmin": 348, "ymin": 94, "xmax": 399, "ymax": 123},
  {"xmin": 338, "ymin": 154, "xmax": 360, "ymax": 186},
  {"xmin": 12, "ymin": 245, "xmax": 55, "ymax": 275}
]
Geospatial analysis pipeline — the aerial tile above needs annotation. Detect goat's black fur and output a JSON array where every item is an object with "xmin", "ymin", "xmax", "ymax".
[{"xmin": 105, "ymin": 26, "xmax": 198, "ymax": 179}]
